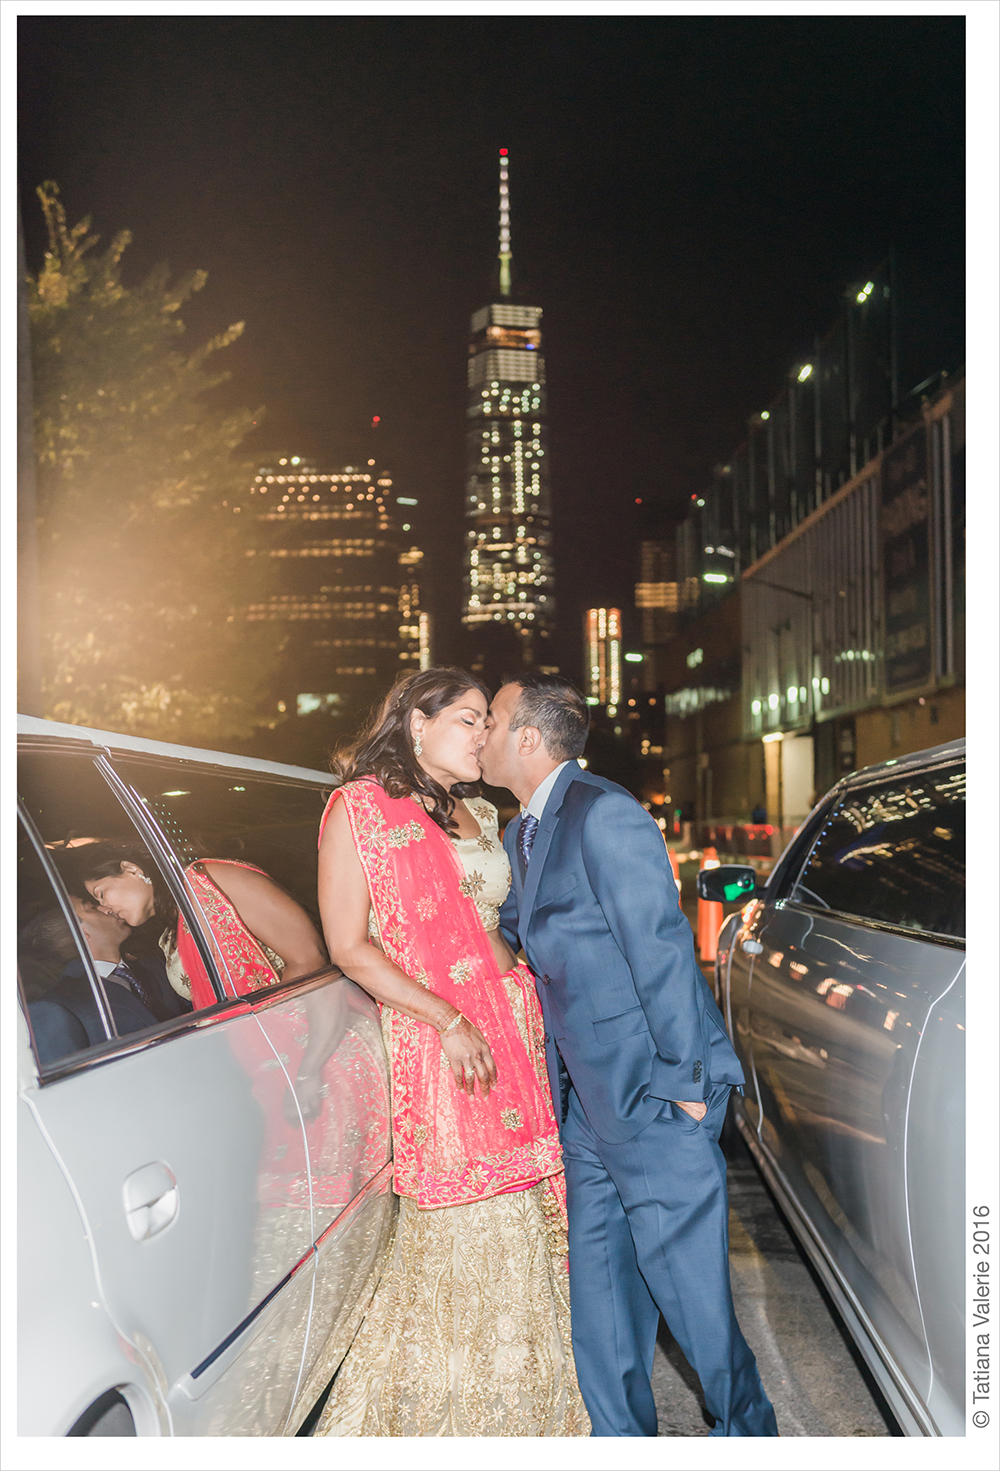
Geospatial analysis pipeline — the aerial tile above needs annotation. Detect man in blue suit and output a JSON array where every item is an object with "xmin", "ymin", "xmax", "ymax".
[
  {"xmin": 478, "ymin": 673, "xmax": 777, "ymax": 1437},
  {"xmin": 23, "ymin": 897, "xmax": 189, "ymax": 1066}
]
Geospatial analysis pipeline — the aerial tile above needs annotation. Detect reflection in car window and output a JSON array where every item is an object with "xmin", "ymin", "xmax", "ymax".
[
  {"xmin": 109, "ymin": 760, "xmax": 331, "ymax": 926},
  {"xmin": 104, "ymin": 760, "xmax": 333, "ymax": 1004},
  {"xmin": 790, "ymin": 763, "xmax": 965, "ymax": 938},
  {"xmin": 17, "ymin": 756, "xmax": 194, "ymax": 1068}
]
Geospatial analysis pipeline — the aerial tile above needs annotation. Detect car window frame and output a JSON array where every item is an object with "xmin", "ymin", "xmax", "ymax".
[{"xmin": 780, "ymin": 755, "xmax": 966, "ymax": 950}]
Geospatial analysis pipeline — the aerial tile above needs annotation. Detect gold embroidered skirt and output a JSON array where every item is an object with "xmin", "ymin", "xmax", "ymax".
[{"xmin": 313, "ymin": 1178, "xmax": 590, "ymax": 1437}]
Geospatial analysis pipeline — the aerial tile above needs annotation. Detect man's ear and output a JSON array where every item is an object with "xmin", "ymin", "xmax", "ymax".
[{"xmin": 518, "ymin": 724, "xmax": 544, "ymax": 756}]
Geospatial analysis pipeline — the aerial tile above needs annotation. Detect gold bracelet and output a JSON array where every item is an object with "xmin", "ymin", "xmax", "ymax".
[{"xmin": 437, "ymin": 1011, "xmax": 463, "ymax": 1036}]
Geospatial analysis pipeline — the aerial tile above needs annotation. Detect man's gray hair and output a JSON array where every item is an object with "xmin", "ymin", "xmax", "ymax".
[{"xmin": 508, "ymin": 673, "xmax": 590, "ymax": 761}]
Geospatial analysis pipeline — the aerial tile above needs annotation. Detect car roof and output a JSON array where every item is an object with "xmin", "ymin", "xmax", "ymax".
[
  {"xmin": 17, "ymin": 713, "xmax": 336, "ymax": 787},
  {"xmin": 838, "ymin": 736, "xmax": 964, "ymax": 792}
]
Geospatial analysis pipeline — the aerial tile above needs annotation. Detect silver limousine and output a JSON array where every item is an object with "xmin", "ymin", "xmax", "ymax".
[
  {"xmin": 17, "ymin": 714, "xmax": 395, "ymax": 1436},
  {"xmin": 701, "ymin": 739, "xmax": 965, "ymax": 1436}
]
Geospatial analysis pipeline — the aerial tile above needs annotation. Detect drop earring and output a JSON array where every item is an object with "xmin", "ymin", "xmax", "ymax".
[
  {"xmin": 140, "ymin": 875, "xmax": 153, "ymax": 885},
  {"xmin": 414, "ymin": 734, "xmax": 423, "ymax": 757}
]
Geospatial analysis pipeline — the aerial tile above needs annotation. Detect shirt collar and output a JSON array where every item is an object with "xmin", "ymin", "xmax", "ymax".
[{"xmin": 524, "ymin": 760, "xmax": 574, "ymax": 822}]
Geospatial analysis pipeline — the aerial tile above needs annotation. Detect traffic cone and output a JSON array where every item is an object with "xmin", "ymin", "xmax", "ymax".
[
  {"xmin": 698, "ymin": 847, "xmax": 723, "ymax": 963},
  {"xmin": 668, "ymin": 848, "xmax": 682, "ymax": 896}
]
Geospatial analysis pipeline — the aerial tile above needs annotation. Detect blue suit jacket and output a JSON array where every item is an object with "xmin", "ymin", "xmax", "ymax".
[
  {"xmin": 499, "ymin": 763, "xmax": 744, "ymax": 1144},
  {"xmin": 28, "ymin": 954, "xmax": 190, "ymax": 1066}
]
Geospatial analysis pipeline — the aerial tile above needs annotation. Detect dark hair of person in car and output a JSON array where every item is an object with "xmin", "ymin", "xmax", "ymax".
[
  {"xmin": 57, "ymin": 841, "xmax": 177, "ymax": 935},
  {"xmin": 331, "ymin": 666, "xmax": 491, "ymax": 835},
  {"xmin": 18, "ymin": 907, "xmax": 78, "ymax": 1000}
]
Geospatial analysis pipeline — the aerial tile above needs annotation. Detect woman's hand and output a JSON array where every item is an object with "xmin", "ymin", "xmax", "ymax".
[{"xmin": 440, "ymin": 1015, "xmax": 497, "ymax": 1098}]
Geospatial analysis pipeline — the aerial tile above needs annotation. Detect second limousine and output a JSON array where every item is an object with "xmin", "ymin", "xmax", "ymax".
[{"xmin": 17, "ymin": 713, "xmax": 395, "ymax": 1436}]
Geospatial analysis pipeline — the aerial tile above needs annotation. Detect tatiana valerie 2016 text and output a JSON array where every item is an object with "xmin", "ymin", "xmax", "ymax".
[{"xmin": 972, "ymin": 1205, "xmax": 991, "ymax": 1429}]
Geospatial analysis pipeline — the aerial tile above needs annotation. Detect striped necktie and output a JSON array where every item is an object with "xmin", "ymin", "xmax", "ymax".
[
  {"xmin": 112, "ymin": 962, "xmax": 161, "ymax": 1019},
  {"xmin": 518, "ymin": 812, "xmax": 539, "ymax": 870}
]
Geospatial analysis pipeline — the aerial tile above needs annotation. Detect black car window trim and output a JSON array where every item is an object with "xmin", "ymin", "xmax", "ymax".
[
  {"xmin": 778, "ymin": 899, "xmax": 966, "ymax": 951},
  {"xmin": 17, "ymin": 801, "xmax": 118, "ymax": 1048},
  {"xmin": 93, "ymin": 755, "xmax": 228, "ymax": 1003}
]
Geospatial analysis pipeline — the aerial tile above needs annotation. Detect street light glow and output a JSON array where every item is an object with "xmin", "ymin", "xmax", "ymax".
[{"xmin": 797, "ymin": 364, "xmax": 813, "ymax": 383}]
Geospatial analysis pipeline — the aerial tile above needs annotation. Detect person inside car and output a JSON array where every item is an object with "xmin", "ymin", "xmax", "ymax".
[{"xmin": 21, "ymin": 897, "xmax": 190, "ymax": 1065}]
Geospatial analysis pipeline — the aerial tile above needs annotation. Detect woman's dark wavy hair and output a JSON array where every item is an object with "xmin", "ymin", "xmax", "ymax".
[
  {"xmin": 57, "ymin": 840, "xmax": 178, "ymax": 937},
  {"xmin": 332, "ymin": 667, "xmax": 490, "ymax": 835}
]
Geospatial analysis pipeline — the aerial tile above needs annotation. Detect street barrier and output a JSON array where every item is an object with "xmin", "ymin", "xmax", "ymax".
[{"xmin": 697, "ymin": 847, "xmax": 723, "ymax": 963}]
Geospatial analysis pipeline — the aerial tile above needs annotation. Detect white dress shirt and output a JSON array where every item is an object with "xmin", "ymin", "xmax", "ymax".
[
  {"xmin": 94, "ymin": 957, "xmax": 130, "ymax": 988},
  {"xmin": 524, "ymin": 760, "xmax": 575, "ymax": 823}
]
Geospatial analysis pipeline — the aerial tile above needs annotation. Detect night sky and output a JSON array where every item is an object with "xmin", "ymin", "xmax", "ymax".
[{"xmin": 18, "ymin": 14, "xmax": 965, "ymax": 681}]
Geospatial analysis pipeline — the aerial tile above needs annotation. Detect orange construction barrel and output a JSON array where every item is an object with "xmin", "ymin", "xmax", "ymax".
[{"xmin": 698, "ymin": 847, "xmax": 723, "ymax": 963}]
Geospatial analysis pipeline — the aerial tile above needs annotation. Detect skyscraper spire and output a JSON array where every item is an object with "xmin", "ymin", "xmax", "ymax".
[{"xmin": 498, "ymin": 148, "xmax": 512, "ymax": 297}]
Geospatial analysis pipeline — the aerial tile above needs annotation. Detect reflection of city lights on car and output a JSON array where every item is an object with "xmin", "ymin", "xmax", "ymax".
[{"xmin": 768, "ymin": 951, "xmax": 784, "ymax": 967}]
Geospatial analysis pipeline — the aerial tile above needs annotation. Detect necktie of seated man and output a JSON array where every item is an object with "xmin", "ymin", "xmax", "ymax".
[
  {"xmin": 112, "ymin": 962, "xmax": 163, "ymax": 1021},
  {"xmin": 518, "ymin": 812, "xmax": 539, "ymax": 871}
]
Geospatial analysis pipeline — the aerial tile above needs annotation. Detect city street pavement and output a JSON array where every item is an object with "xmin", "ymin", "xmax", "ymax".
[
  {"xmin": 652, "ymin": 859, "xmax": 895, "ymax": 1436},
  {"xmin": 650, "ymin": 1123, "xmax": 896, "ymax": 1436}
]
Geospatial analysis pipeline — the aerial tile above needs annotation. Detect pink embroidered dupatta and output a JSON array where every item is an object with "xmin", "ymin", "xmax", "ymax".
[{"xmin": 321, "ymin": 780, "xmax": 563, "ymax": 1210}]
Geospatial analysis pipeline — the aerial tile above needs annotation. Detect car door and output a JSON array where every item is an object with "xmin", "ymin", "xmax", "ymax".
[
  {"xmin": 105, "ymin": 754, "xmax": 395, "ymax": 1430},
  {"xmin": 748, "ymin": 757, "xmax": 965, "ymax": 1419},
  {"xmin": 17, "ymin": 745, "xmax": 316, "ymax": 1436}
]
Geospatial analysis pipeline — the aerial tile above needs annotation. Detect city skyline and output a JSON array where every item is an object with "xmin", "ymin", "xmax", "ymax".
[{"xmin": 17, "ymin": 14, "xmax": 969, "ymax": 681}]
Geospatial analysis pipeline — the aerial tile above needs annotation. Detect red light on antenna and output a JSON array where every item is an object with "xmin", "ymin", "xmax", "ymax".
[
  {"xmin": 499, "ymin": 149, "xmax": 508, "ymax": 156},
  {"xmin": 372, "ymin": 416, "xmax": 380, "ymax": 425},
  {"xmin": 635, "ymin": 497, "xmax": 642, "ymax": 504}
]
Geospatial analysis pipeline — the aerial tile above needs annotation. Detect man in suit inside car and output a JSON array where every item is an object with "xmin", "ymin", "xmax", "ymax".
[
  {"xmin": 477, "ymin": 672, "xmax": 778, "ymax": 1438},
  {"xmin": 22, "ymin": 898, "xmax": 189, "ymax": 1065}
]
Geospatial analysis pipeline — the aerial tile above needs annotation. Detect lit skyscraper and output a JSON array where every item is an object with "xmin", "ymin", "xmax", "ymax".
[
  {"xmin": 585, "ymin": 608, "xmax": 623, "ymax": 707},
  {"xmin": 242, "ymin": 456, "xmax": 430, "ymax": 727},
  {"xmin": 462, "ymin": 150, "xmax": 555, "ymax": 676}
]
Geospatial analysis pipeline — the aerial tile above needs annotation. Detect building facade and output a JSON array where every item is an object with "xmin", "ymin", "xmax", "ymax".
[
  {"xmin": 658, "ymin": 377, "xmax": 965, "ymax": 848},
  {"xmin": 462, "ymin": 153, "xmax": 555, "ymax": 680},
  {"xmin": 243, "ymin": 455, "xmax": 429, "ymax": 730}
]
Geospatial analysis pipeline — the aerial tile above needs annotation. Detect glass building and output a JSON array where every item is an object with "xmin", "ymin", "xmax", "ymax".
[
  {"xmin": 243, "ymin": 456, "xmax": 429, "ymax": 726},
  {"xmin": 462, "ymin": 151, "xmax": 555, "ymax": 675}
]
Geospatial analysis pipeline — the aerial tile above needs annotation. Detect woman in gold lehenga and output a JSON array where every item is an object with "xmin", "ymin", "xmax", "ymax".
[{"xmin": 312, "ymin": 668, "xmax": 589, "ymax": 1437}]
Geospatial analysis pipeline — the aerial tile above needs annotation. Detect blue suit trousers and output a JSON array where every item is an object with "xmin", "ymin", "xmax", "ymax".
[{"xmin": 560, "ymin": 1082, "xmax": 778, "ymax": 1437}]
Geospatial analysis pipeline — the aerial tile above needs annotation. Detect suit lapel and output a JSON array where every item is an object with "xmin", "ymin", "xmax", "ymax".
[{"xmin": 520, "ymin": 763, "xmax": 576, "ymax": 932}]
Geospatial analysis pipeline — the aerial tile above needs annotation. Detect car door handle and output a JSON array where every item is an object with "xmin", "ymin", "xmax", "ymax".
[
  {"xmin": 741, "ymin": 938, "xmax": 763, "ymax": 956},
  {"xmin": 123, "ymin": 1162, "xmax": 178, "ymax": 1242}
]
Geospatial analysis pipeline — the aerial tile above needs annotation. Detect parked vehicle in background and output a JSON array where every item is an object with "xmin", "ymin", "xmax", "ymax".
[
  {"xmin": 704, "ymin": 739, "xmax": 965, "ymax": 1436},
  {"xmin": 17, "ymin": 714, "xmax": 395, "ymax": 1436}
]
